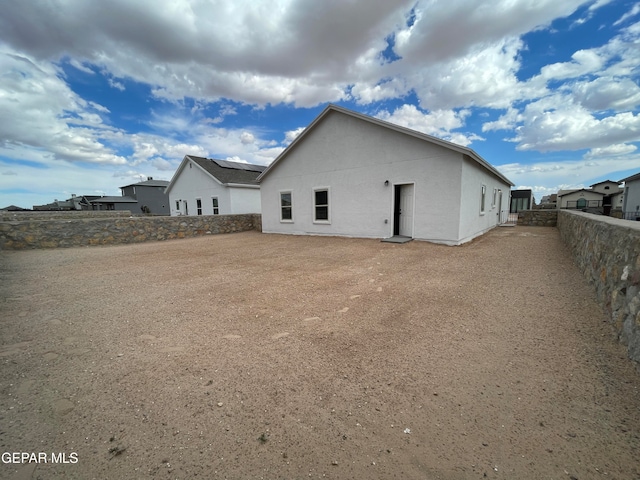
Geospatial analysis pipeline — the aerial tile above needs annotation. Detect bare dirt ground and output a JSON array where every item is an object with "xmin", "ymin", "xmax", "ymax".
[{"xmin": 0, "ymin": 227, "xmax": 639, "ymax": 480}]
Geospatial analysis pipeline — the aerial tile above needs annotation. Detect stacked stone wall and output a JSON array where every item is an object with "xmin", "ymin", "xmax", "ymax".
[
  {"xmin": 1, "ymin": 210, "xmax": 135, "ymax": 221},
  {"xmin": 0, "ymin": 213, "xmax": 261, "ymax": 249},
  {"xmin": 517, "ymin": 210, "xmax": 558, "ymax": 226},
  {"xmin": 558, "ymin": 210, "xmax": 640, "ymax": 365}
]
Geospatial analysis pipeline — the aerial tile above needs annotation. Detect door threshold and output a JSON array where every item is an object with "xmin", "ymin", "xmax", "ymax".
[{"xmin": 381, "ymin": 235, "xmax": 413, "ymax": 244}]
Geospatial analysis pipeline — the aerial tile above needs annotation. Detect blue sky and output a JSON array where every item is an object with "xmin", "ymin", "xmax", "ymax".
[{"xmin": 1, "ymin": 0, "xmax": 639, "ymax": 209}]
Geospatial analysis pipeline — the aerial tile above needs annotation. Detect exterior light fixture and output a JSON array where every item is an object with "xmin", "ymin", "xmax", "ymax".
[{"xmin": 384, "ymin": 180, "xmax": 389, "ymax": 186}]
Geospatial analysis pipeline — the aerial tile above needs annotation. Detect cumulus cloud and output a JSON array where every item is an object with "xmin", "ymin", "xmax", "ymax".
[
  {"xmin": 376, "ymin": 104, "xmax": 483, "ymax": 146},
  {"xmin": 240, "ymin": 132, "xmax": 255, "ymax": 144},
  {"xmin": 0, "ymin": 0, "xmax": 639, "ymax": 207},
  {"xmin": 0, "ymin": 49, "xmax": 127, "ymax": 165},
  {"xmin": 511, "ymin": 96, "xmax": 640, "ymax": 152},
  {"xmin": 584, "ymin": 143, "xmax": 638, "ymax": 158}
]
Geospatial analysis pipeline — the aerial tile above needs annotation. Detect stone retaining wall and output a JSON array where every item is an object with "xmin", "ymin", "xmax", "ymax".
[
  {"xmin": 518, "ymin": 209, "xmax": 558, "ymax": 226},
  {"xmin": 0, "ymin": 213, "xmax": 261, "ymax": 249},
  {"xmin": 558, "ymin": 210, "xmax": 640, "ymax": 365},
  {"xmin": 0, "ymin": 210, "xmax": 136, "ymax": 221}
]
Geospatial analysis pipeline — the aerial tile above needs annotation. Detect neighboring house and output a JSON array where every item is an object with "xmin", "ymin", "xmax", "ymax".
[
  {"xmin": 621, "ymin": 171, "xmax": 640, "ymax": 220},
  {"xmin": 33, "ymin": 194, "xmax": 97, "ymax": 211},
  {"xmin": 1, "ymin": 205, "xmax": 30, "ymax": 211},
  {"xmin": 510, "ymin": 189, "xmax": 533, "ymax": 213},
  {"xmin": 592, "ymin": 180, "xmax": 622, "ymax": 215},
  {"xmin": 257, "ymin": 104, "xmax": 514, "ymax": 246},
  {"xmin": 557, "ymin": 180, "xmax": 622, "ymax": 214},
  {"xmin": 539, "ymin": 194, "xmax": 557, "ymax": 209},
  {"xmin": 89, "ymin": 196, "xmax": 138, "ymax": 211},
  {"xmin": 89, "ymin": 178, "xmax": 170, "ymax": 213},
  {"xmin": 557, "ymin": 189, "xmax": 605, "ymax": 210},
  {"xmin": 120, "ymin": 178, "xmax": 170, "ymax": 215},
  {"xmin": 165, "ymin": 156, "xmax": 264, "ymax": 216}
]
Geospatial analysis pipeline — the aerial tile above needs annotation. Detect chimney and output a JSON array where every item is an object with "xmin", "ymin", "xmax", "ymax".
[{"xmin": 147, "ymin": 176, "xmax": 153, "ymax": 181}]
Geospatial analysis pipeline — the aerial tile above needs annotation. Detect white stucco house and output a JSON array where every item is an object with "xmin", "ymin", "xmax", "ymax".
[
  {"xmin": 621, "ymin": 171, "xmax": 640, "ymax": 219},
  {"xmin": 165, "ymin": 156, "xmax": 264, "ymax": 216},
  {"xmin": 257, "ymin": 104, "xmax": 514, "ymax": 245},
  {"xmin": 557, "ymin": 180, "xmax": 622, "ymax": 214},
  {"xmin": 557, "ymin": 188, "xmax": 605, "ymax": 210}
]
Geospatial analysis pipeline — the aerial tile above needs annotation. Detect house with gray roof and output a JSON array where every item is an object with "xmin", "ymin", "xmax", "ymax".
[
  {"xmin": 165, "ymin": 156, "xmax": 264, "ymax": 216},
  {"xmin": 258, "ymin": 104, "xmax": 514, "ymax": 245},
  {"xmin": 89, "ymin": 178, "xmax": 170, "ymax": 214},
  {"xmin": 119, "ymin": 178, "xmax": 171, "ymax": 215}
]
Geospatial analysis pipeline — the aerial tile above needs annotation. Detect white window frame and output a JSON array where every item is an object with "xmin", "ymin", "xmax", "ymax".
[
  {"xmin": 492, "ymin": 188, "xmax": 497, "ymax": 208},
  {"xmin": 211, "ymin": 196, "xmax": 219, "ymax": 215},
  {"xmin": 279, "ymin": 190, "xmax": 293, "ymax": 223},
  {"xmin": 480, "ymin": 184, "xmax": 486, "ymax": 215},
  {"xmin": 313, "ymin": 187, "xmax": 331, "ymax": 224},
  {"xmin": 196, "ymin": 198, "xmax": 202, "ymax": 216}
]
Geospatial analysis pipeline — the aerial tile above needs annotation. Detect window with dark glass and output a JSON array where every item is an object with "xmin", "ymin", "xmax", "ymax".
[
  {"xmin": 314, "ymin": 189, "xmax": 329, "ymax": 221},
  {"xmin": 212, "ymin": 197, "xmax": 219, "ymax": 215},
  {"xmin": 280, "ymin": 192, "xmax": 292, "ymax": 221},
  {"xmin": 196, "ymin": 198, "xmax": 202, "ymax": 215}
]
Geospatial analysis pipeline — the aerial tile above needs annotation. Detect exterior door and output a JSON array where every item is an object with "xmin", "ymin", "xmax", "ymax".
[{"xmin": 394, "ymin": 184, "xmax": 414, "ymax": 237}]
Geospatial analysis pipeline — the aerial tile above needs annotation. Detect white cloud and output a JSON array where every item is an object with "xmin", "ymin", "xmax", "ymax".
[
  {"xmin": 284, "ymin": 127, "xmax": 305, "ymax": 145},
  {"xmin": 584, "ymin": 143, "xmax": 637, "ymax": 158},
  {"xmin": 0, "ymin": 48, "xmax": 127, "ymax": 165},
  {"xmin": 376, "ymin": 104, "xmax": 483, "ymax": 146},
  {"xmin": 614, "ymin": 3, "xmax": 640, "ymax": 25},
  {"xmin": 240, "ymin": 132, "xmax": 255, "ymax": 144},
  {"xmin": 497, "ymin": 153, "xmax": 640, "ymax": 196},
  {"xmin": 108, "ymin": 78, "xmax": 125, "ymax": 91},
  {"xmin": 69, "ymin": 58, "xmax": 94, "ymax": 74},
  {"xmin": 1, "ymin": 0, "xmax": 639, "ymax": 207},
  {"xmin": 571, "ymin": 77, "xmax": 640, "ymax": 111},
  {"xmin": 537, "ymin": 49, "xmax": 605, "ymax": 81},
  {"xmin": 482, "ymin": 108, "xmax": 524, "ymax": 132},
  {"xmin": 511, "ymin": 96, "xmax": 640, "ymax": 152}
]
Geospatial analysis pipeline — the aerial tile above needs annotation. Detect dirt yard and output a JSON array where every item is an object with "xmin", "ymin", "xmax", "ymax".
[{"xmin": 0, "ymin": 227, "xmax": 639, "ymax": 480}]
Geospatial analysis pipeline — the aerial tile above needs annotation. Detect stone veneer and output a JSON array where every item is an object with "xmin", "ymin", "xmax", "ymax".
[
  {"xmin": 0, "ymin": 212, "xmax": 261, "ymax": 250},
  {"xmin": 558, "ymin": 210, "xmax": 640, "ymax": 365},
  {"xmin": 517, "ymin": 209, "xmax": 558, "ymax": 226}
]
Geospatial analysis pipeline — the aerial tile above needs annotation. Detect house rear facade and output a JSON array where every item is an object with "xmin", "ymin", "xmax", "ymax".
[{"xmin": 258, "ymin": 105, "xmax": 513, "ymax": 245}]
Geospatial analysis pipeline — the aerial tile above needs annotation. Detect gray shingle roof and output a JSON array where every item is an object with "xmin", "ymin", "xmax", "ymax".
[
  {"xmin": 90, "ymin": 196, "xmax": 138, "ymax": 203},
  {"xmin": 188, "ymin": 156, "xmax": 264, "ymax": 185},
  {"xmin": 120, "ymin": 179, "xmax": 170, "ymax": 188}
]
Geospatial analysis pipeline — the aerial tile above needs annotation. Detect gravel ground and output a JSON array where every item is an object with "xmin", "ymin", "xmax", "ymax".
[{"xmin": 0, "ymin": 227, "xmax": 639, "ymax": 480}]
